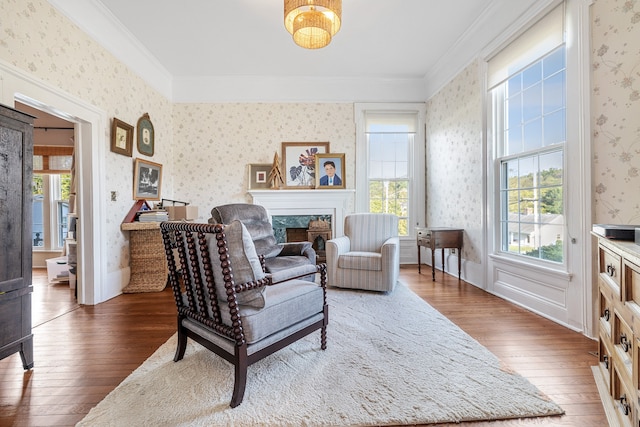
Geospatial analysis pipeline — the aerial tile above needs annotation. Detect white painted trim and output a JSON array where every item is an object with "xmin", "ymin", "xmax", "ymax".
[
  {"xmin": 353, "ymin": 103, "xmax": 427, "ymax": 264},
  {"xmin": 0, "ymin": 59, "xmax": 109, "ymax": 305},
  {"xmin": 47, "ymin": 0, "xmax": 173, "ymax": 100},
  {"xmin": 172, "ymin": 76, "xmax": 426, "ymax": 103},
  {"xmin": 424, "ymin": 0, "xmax": 560, "ymax": 100},
  {"xmin": 248, "ymin": 189, "xmax": 355, "ymax": 238},
  {"xmin": 482, "ymin": 0, "xmax": 592, "ymax": 333},
  {"xmin": 566, "ymin": 0, "xmax": 594, "ymax": 337}
]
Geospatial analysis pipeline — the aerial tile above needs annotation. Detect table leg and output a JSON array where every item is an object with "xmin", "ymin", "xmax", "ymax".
[
  {"xmin": 417, "ymin": 245, "xmax": 421, "ymax": 274},
  {"xmin": 458, "ymin": 245, "xmax": 462, "ymax": 279},
  {"xmin": 431, "ymin": 248, "xmax": 435, "ymax": 281},
  {"xmin": 441, "ymin": 248, "xmax": 445, "ymax": 273}
]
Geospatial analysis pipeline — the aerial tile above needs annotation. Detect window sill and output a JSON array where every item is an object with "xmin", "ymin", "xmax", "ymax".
[{"xmin": 489, "ymin": 252, "xmax": 572, "ymax": 282}]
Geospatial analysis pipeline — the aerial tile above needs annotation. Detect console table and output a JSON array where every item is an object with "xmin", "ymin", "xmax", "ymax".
[
  {"xmin": 121, "ymin": 222, "xmax": 167, "ymax": 292},
  {"xmin": 417, "ymin": 227, "xmax": 463, "ymax": 280}
]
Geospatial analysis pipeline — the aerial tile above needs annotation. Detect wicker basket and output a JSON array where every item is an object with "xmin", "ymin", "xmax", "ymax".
[{"xmin": 121, "ymin": 222, "xmax": 167, "ymax": 292}]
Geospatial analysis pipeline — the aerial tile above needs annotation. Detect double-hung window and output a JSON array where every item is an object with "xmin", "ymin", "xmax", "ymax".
[
  {"xmin": 489, "ymin": 4, "xmax": 566, "ymax": 264},
  {"xmin": 355, "ymin": 104, "xmax": 426, "ymax": 239},
  {"xmin": 32, "ymin": 147, "xmax": 72, "ymax": 249}
]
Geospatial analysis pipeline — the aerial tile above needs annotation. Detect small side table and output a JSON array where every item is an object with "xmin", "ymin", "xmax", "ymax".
[
  {"xmin": 121, "ymin": 222, "xmax": 167, "ymax": 292},
  {"xmin": 417, "ymin": 227, "xmax": 463, "ymax": 280}
]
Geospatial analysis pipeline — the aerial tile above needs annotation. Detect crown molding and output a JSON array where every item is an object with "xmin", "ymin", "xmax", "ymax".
[
  {"xmin": 47, "ymin": 0, "xmax": 173, "ymax": 100},
  {"xmin": 172, "ymin": 75, "xmax": 427, "ymax": 103},
  {"xmin": 423, "ymin": 0, "xmax": 558, "ymax": 100}
]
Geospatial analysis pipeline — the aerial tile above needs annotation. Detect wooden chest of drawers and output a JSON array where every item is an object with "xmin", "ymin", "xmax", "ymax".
[{"xmin": 594, "ymin": 235, "xmax": 640, "ymax": 426}]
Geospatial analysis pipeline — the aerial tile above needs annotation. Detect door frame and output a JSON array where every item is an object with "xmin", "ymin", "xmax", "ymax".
[{"xmin": 1, "ymin": 60, "xmax": 107, "ymax": 305}]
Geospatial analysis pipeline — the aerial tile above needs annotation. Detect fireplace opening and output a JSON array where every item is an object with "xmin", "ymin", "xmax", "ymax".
[
  {"xmin": 286, "ymin": 228, "xmax": 307, "ymax": 243},
  {"xmin": 273, "ymin": 215, "xmax": 332, "ymax": 263}
]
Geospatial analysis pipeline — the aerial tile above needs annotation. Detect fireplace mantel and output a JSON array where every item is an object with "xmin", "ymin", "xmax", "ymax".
[{"xmin": 248, "ymin": 189, "xmax": 355, "ymax": 237}]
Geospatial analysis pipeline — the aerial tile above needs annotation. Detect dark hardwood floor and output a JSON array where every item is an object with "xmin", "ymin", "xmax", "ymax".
[{"xmin": 0, "ymin": 267, "xmax": 606, "ymax": 426}]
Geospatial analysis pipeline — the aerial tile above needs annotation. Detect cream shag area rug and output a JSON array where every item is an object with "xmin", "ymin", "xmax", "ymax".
[{"xmin": 78, "ymin": 283, "xmax": 563, "ymax": 426}]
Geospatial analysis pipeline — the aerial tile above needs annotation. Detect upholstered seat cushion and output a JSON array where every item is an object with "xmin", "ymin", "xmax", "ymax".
[
  {"xmin": 220, "ymin": 279, "xmax": 324, "ymax": 344},
  {"xmin": 338, "ymin": 251, "xmax": 382, "ymax": 271}
]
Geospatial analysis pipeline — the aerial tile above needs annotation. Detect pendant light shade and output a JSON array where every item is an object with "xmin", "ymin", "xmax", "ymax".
[{"xmin": 284, "ymin": 0, "xmax": 342, "ymax": 49}]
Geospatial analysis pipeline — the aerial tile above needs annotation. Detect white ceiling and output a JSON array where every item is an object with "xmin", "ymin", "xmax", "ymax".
[{"xmin": 49, "ymin": 0, "xmax": 548, "ymax": 102}]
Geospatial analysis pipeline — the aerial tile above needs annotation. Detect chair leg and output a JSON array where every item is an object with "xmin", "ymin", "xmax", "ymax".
[
  {"xmin": 230, "ymin": 348, "xmax": 248, "ymax": 408},
  {"xmin": 321, "ymin": 305, "xmax": 328, "ymax": 350},
  {"xmin": 173, "ymin": 317, "xmax": 188, "ymax": 362},
  {"xmin": 321, "ymin": 325, "xmax": 327, "ymax": 350}
]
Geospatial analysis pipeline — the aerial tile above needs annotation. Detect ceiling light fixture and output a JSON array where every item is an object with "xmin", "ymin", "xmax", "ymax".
[{"xmin": 284, "ymin": 0, "xmax": 342, "ymax": 49}]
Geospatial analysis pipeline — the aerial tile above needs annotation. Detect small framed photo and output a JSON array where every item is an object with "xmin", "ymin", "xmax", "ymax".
[
  {"xmin": 248, "ymin": 163, "xmax": 272, "ymax": 189},
  {"xmin": 111, "ymin": 118, "xmax": 133, "ymax": 157},
  {"xmin": 136, "ymin": 113, "xmax": 154, "ymax": 156},
  {"xmin": 315, "ymin": 153, "xmax": 345, "ymax": 189},
  {"xmin": 281, "ymin": 142, "xmax": 330, "ymax": 188},
  {"xmin": 133, "ymin": 158, "xmax": 162, "ymax": 200}
]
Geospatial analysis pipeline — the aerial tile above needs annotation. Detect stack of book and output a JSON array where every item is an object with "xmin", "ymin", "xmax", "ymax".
[{"xmin": 137, "ymin": 210, "xmax": 169, "ymax": 222}]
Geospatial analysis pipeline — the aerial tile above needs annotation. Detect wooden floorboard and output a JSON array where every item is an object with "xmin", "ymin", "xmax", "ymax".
[{"xmin": 0, "ymin": 267, "xmax": 606, "ymax": 426}]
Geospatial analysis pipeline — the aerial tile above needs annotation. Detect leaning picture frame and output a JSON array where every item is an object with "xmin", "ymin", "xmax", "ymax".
[
  {"xmin": 248, "ymin": 163, "xmax": 272, "ymax": 189},
  {"xmin": 136, "ymin": 113, "xmax": 154, "ymax": 156},
  {"xmin": 133, "ymin": 158, "xmax": 162, "ymax": 201},
  {"xmin": 315, "ymin": 153, "xmax": 346, "ymax": 189},
  {"xmin": 110, "ymin": 118, "xmax": 133, "ymax": 157},
  {"xmin": 281, "ymin": 142, "xmax": 330, "ymax": 188}
]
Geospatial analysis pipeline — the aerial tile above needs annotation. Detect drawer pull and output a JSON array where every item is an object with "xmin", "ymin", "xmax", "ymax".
[
  {"xmin": 620, "ymin": 334, "xmax": 631, "ymax": 353},
  {"xmin": 606, "ymin": 263, "xmax": 616, "ymax": 277},
  {"xmin": 602, "ymin": 308, "xmax": 610, "ymax": 321},
  {"xmin": 619, "ymin": 394, "xmax": 631, "ymax": 416},
  {"xmin": 603, "ymin": 354, "xmax": 609, "ymax": 370}
]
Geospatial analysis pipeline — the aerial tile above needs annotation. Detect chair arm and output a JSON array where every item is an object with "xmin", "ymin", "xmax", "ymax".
[
  {"xmin": 267, "ymin": 262, "xmax": 323, "ymax": 285},
  {"xmin": 269, "ymin": 263, "xmax": 327, "ymax": 301},
  {"xmin": 327, "ymin": 236, "xmax": 350, "ymax": 255},
  {"xmin": 233, "ymin": 275, "xmax": 272, "ymax": 294},
  {"xmin": 381, "ymin": 236, "xmax": 399, "ymax": 259},
  {"xmin": 277, "ymin": 241, "xmax": 313, "ymax": 256}
]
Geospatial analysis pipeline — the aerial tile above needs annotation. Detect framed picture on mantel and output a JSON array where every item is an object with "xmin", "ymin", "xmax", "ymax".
[
  {"xmin": 281, "ymin": 142, "xmax": 329, "ymax": 188},
  {"xmin": 315, "ymin": 153, "xmax": 345, "ymax": 189}
]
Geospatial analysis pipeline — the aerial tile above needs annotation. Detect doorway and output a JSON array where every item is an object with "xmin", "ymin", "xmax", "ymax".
[{"xmin": 15, "ymin": 101, "xmax": 80, "ymax": 323}]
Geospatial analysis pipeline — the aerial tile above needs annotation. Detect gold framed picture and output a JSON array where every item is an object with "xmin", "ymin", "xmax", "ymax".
[
  {"xmin": 248, "ymin": 163, "xmax": 272, "ymax": 189},
  {"xmin": 281, "ymin": 142, "xmax": 329, "ymax": 188},
  {"xmin": 133, "ymin": 158, "xmax": 162, "ymax": 201},
  {"xmin": 315, "ymin": 153, "xmax": 345, "ymax": 189},
  {"xmin": 110, "ymin": 118, "xmax": 133, "ymax": 157}
]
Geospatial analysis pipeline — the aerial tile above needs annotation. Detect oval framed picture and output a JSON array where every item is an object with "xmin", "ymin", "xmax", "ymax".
[{"xmin": 137, "ymin": 113, "xmax": 154, "ymax": 156}]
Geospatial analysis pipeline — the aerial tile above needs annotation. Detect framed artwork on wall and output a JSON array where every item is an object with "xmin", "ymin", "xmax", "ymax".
[
  {"xmin": 248, "ymin": 163, "xmax": 272, "ymax": 189},
  {"xmin": 281, "ymin": 142, "xmax": 330, "ymax": 188},
  {"xmin": 315, "ymin": 153, "xmax": 345, "ymax": 189},
  {"xmin": 110, "ymin": 118, "xmax": 133, "ymax": 157},
  {"xmin": 133, "ymin": 158, "xmax": 162, "ymax": 200},
  {"xmin": 136, "ymin": 113, "xmax": 154, "ymax": 156}
]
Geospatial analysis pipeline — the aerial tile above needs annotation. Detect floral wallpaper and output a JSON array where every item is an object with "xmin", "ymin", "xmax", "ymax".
[
  {"xmin": 0, "ymin": 0, "xmax": 174, "ymax": 273},
  {"xmin": 1, "ymin": 0, "xmax": 637, "ymax": 294},
  {"xmin": 592, "ymin": 0, "xmax": 640, "ymax": 224},
  {"xmin": 425, "ymin": 60, "xmax": 483, "ymax": 264},
  {"xmin": 171, "ymin": 103, "xmax": 355, "ymax": 218}
]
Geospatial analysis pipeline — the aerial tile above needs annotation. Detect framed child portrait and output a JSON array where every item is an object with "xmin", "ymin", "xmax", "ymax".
[{"xmin": 315, "ymin": 153, "xmax": 345, "ymax": 189}]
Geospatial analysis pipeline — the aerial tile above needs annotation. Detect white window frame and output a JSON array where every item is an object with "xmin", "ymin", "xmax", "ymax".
[
  {"xmin": 354, "ymin": 103, "xmax": 426, "ymax": 263},
  {"xmin": 493, "ymin": 45, "xmax": 567, "ymax": 266},
  {"xmin": 483, "ymin": 0, "xmax": 593, "ymax": 334},
  {"xmin": 33, "ymin": 173, "xmax": 69, "ymax": 250}
]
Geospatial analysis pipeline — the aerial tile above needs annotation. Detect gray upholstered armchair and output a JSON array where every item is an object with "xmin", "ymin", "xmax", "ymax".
[
  {"xmin": 326, "ymin": 213, "xmax": 399, "ymax": 292},
  {"xmin": 210, "ymin": 203, "xmax": 316, "ymax": 281},
  {"xmin": 160, "ymin": 220, "xmax": 328, "ymax": 408}
]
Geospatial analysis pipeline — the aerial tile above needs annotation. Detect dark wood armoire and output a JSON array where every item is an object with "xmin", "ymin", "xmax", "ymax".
[{"xmin": 0, "ymin": 104, "xmax": 34, "ymax": 369}]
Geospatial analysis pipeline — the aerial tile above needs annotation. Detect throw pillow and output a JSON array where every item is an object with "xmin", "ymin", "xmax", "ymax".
[{"xmin": 210, "ymin": 220, "xmax": 267, "ymax": 308}]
